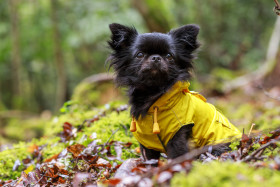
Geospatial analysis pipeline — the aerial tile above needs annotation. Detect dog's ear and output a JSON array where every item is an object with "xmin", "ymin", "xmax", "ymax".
[
  {"xmin": 108, "ymin": 23, "xmax": 138, "ymax": 51},
  {"xmin": 169, "ymin": 24, "xmax": 200, "ymax": 51}
]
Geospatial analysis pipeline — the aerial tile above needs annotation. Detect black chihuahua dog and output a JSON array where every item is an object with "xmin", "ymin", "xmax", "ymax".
[{"xmin": 107, "ymin": 23, "xmax": 240, "ymax": 161}]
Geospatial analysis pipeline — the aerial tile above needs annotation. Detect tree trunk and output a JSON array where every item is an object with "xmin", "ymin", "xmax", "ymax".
[
  {"xmin": 263, "ymin": 16, "xmax": 280, "ymax": 88},
  {"xmin": 229, "ymin": 42, "xmax": 247, "ymax": 70},
  {"xmin": 9, "ymin": 0, "xmax": 23, "ymax": 102},
  {"xmin": 50, "ymin": 0, "xmax": 67, "ymax": 111},
  {"xmin": 264, "ymin": 50, "xmax": 280, "ymax": 88},
  {"xmin": 222, "ymin": 17, "xmax": 280, "ymax": 92},
  {"xmin": 132, "ymin": 0, "xmax": 173, "ymax": 32}
]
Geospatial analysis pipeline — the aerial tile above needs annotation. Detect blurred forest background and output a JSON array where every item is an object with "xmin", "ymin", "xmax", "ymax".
[{"xmin": 0, "ymin": 0, "xmax": 279, "ymax": 144}]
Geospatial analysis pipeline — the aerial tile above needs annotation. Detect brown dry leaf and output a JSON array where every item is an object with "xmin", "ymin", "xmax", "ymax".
[
  {"xmin": 44, "ymin": 153, "xmax": 60, "ymax": 163},
  {"xmin": 59, "ymin": 168, "xmax": 68, "ymax": 175},
  {"xmin": 67, "ymin": 144, "xmax": 85, "ymax": 158},
  {"xmin": 44, "ymin": 167, "xmax": 58, "ymax": 178},
  {"xmin": 57, "ymin": 177, "xmax": 66, "ymax": 184},
  {"xmin": 123, "ymin": 142, "xmax": 133, "ymax": 148},
  {"xmin": 28, "ymin": 144, "xmax": 39, "ymax": 154},
  {"xmin": 59, "ymin": 122, "xmax": 74, "ymax": 142},
  {"xmin": 105, "ymin": 178, "xmax": 122, "ymax": 186},
  {"xmin": 22, "ymin": 158, "xmax": 32, "ymax": 165},
  {"xmin": 260, "ymin": 135, "xmax": 271, "ymax": 144}
]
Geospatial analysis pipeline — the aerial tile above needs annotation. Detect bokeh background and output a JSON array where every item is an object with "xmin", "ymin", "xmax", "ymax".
[{"xmin": 0, "ymin": 0, "xmax": 279, "ymax": 144}]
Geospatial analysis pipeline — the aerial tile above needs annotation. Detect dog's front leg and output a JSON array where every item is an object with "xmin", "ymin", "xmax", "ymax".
[
  {"xmin": 140, "ymin": 144, "xmax": 160, "ymax": 166},
  {"xmin": 166, "ymin": 124, "xmax": 193, "ymax": 159}
]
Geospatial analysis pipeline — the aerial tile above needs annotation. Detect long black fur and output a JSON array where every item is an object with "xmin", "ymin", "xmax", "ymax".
[
  {"xmin": 107, "ymin": 23, "xmax": 200, "ymax": 120},
  {"xmin": 107, "ymin": 23, "xmax": 202, "ymax": 161}
]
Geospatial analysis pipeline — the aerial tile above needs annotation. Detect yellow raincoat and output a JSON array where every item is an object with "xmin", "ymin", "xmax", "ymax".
[{"xmin": 132, "ymin": 81, "xmax": 241, "ymax": 153}]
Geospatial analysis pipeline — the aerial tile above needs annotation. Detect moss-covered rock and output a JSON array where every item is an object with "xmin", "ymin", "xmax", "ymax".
[
  {"xmin": 1, "ymin": 118, "xmax": 47, "ymax": 143},
  {"xmin": 71, "ymin": 81, "xmax": 126, "ymax": 108}
]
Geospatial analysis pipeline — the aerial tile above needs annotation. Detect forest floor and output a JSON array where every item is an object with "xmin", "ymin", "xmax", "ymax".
[{"xmin": 1, "ymin": 82, "xmax": 280, "ymax": 186}]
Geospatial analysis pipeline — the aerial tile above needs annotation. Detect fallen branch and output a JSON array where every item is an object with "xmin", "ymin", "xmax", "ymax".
[
  {"xmin": 81, "ymin": 73, "xmax": 115, "ymax": 84},
  {"xmin": 141, "ymin": 143, "xmax": 226, "ymax": 179},
  {"xmin": 242, "ymin": 137, "xmax": 280, "ymax": 162},
  {"xmin": 258, "ymin": 85, "xmax": 280, "ymax": 101}
]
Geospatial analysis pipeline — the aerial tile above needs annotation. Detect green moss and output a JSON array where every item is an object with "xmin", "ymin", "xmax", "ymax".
[
  {"xmin": 2, "ymin": 118, "xmax": 47, "ymax": 142},
  {"xmin": 252, "ymin": 143, "xmax": 260, "ymax": 150},
  {"xmin": 36, "ymin": 137, "xmax": 66, "ymax": 159},
  {"xmin": 44, "ymin": 107, "xmax": 98, "ymax": 137},
  {"xmin": 254, "ymin": 107, "xmax": 280, "ymax": 130},
  {"xmin": 0, "ymin": 142, "xmax": 31, "ymax": 180},
  {"xmin": 78, "ymin": 110, "xmax": 138, "ymax": 159},
  {"xmin": 211, "ymin": 68, "xmax": 239, "ymax": 81},
  {"xmin": 71, "ymin": 82, "xmax": 126, "ymax": 107},
  {"xmin": 230, "ymin": 104, "xmax": 254, "ymax": 122},
  {"xmin": 0, "ymin": 102, "xmax": 138, "ymax": 180},
  {"xmin": 171, "ymin": 161, "xmax": 280, "ymax": 187},
  {"xmin": 1, "ymin": 95, "xmax": 280, "ymax": 183},
  {"xmin": 214, "ymin": 100, "xmax": 280, "ymax": 133},
  {"xmin": 229, "ymin": 140, "xmax": 240, "ymax": 151},
  {"xmin": 71, "ymin": 82, "xmax": 100, "ymax": 107},
  {"xmin": 51, "ymin": 102, "xmax": 138, "ymax": 160},
  {"xmin": 0, "ymin": 136, "xmax": 67, "ymax": 180}
]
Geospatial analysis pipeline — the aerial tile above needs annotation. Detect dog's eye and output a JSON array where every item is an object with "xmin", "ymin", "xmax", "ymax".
[
  {"xmin": 166, "ymin": 54, "xmax": 173, "ymax": 61},
  {"xmin": 136, "ymin": 52, "xmax": 144, "ymax": 59}
]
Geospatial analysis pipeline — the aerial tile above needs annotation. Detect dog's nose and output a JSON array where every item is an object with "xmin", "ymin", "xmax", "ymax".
[{"xmin": 150, "ymin": 55, "xmax": 162, "ymax": 62}]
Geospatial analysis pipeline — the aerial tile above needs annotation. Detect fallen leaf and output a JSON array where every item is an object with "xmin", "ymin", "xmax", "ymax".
[
  {"xmin": 106, "ymin": 178, "xmax": 121, "ymax": 186},
  {"xmin": 24, "ymin": 165, "xmax": 34, "ymax": 174},
  {"xmin": 67, "ymin": 144, "xmax": 85, "ymax": 158},
  {"xmin": 28, "ymin": 144, "xmax": 39, "ymax": 154}
]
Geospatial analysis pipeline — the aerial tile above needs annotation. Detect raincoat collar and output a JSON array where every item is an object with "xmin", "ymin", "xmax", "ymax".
[{"xmin": 147, "ymin": 81, "xmax": 190, "ymax": 113}]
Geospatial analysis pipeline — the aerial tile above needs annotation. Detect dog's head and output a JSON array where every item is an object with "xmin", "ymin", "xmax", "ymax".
[{"xmin": 107, "ymin": 23, "xmax": 200, "ymax": 89}]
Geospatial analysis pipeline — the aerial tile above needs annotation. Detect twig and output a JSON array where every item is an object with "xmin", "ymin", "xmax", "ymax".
[
  {"xmin": 106, "ymin": 128, "xmax": 120, "ymax": 144},
  {"xmin": 275, "ymin": 0, "xmax": 280, "ymax": 8},
  {"xmin": 140, "ymin": 144, "xmax": 220, "ymax": 179},
  {"xmin": 254, "ymin": 149, "xmax": 265, "ymax": 158},
  {"xmin": 248, "ymin": 123, "xmax": 255, "ymax": 137},
  {"xmin": 242, "ymin": 137, "xmax": 280, "ymax": 162},
  {"xmin": 137, "ymin": 142, "xmax": 235, "ymax": 183},
  {"xmin": 16, "ymin": 177, "xmax": 23, "ymax": 184},
  {"xmin": 253, "ymin": 156, "xmax": 268, "ymax": 161}
]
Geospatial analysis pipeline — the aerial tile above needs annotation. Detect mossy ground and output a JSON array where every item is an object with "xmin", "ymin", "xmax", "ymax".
[
  {"xmin": 172, "ymin": 161, "xmax": 280, "ymax": 186},
  {"xmin": 1, "ymin": 83, "xmax": 280, "ymax": 185},
  {"xmin": 0, "ymin": 102, "xmax": 138, "ymax": 181}
]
